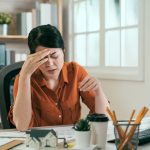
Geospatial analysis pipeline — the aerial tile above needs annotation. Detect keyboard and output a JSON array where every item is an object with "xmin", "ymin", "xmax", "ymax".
[{"xmin": 107, "ymin": 128, "xmax": 150, "ymax": 145}]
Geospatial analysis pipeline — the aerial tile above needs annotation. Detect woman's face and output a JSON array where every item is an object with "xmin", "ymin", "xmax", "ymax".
[{"xmin": 36, "ymin": 46, "xmax": 64, "ymax": 80}]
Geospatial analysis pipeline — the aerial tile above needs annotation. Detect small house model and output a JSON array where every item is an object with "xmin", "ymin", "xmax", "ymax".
[{"xmin": 26, "ymin": 129, "xmax": 58, "ymax": 148}]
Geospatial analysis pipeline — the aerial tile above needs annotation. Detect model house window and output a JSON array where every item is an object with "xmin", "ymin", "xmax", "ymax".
[{"xmin": 69, "ymin": 0, "xmax": 144, "ymax": 80}]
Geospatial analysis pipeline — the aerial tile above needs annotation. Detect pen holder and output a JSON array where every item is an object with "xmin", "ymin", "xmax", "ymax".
[{"xmin": 114, "ymin": 120, "xmax": 140, "ymax": 150}]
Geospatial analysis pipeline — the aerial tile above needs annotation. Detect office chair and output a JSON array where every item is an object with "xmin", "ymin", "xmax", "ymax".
[{"xmin": 0, "ymin": 61, "xmax": 24, "ymax": 129}]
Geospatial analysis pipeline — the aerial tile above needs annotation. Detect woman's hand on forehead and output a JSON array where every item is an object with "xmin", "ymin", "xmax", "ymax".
[
  {"xmin": 43, "ymin": 48, "xmax": 60, "ymax": 58},
  {"xmin": 36, "ymin": 48, "xmax": 61, "ymax": 58},
  {"xmin": 47, "ymin": 48, "xmax": 60, "ymax": 54}
]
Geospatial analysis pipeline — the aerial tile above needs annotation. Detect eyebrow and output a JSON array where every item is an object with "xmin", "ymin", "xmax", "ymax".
[
  {"xmin": 50, "ymin": 52, "xmax": 59, "ymax": 58},
  {"xmin": 50, "ymin": 52, "xmax": 57, "ymax": 55}
]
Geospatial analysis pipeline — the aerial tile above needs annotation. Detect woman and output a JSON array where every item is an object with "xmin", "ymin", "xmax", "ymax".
[{"xmin": 8, "ymin": 24, "xmax": 109, "ymax": 131}]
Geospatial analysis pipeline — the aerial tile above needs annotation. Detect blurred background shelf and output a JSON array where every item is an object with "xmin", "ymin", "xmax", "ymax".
[
  {"xmin": 0, "ymin": 0, "xmax": 63, "ymax": 68},
  {"xmin": 0, "ymin": 35, "xmax": 27, "ymax": 43},
  {"xmin": 0, "ymin": 0, "xmax": 63, "ymax": 42}
]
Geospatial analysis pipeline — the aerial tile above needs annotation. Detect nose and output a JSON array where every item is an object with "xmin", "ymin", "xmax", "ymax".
[{"xmin": 47, "ymin": 55, "xmax": 54, "ymax": 66}]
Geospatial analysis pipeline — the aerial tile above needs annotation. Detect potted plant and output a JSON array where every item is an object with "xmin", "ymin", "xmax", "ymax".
[
  {"xmin": 73, "ymin": 118, "xmax": 91, "ymax": 148},
  {"xmin": 0, "ymin": 12, "xmax": 13, "ymax": 35}
]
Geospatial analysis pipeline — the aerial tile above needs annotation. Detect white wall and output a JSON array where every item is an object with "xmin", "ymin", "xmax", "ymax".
[{"xmin": 100, "ymin": 0, "xmax": 150, "ymax": 119}]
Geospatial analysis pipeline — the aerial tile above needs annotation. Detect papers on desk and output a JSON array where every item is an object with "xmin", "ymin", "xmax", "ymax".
[
  {"xmin": 0, "ymin": 126, "xmax": 74, "ymax": 139},
  {"xmin": 35, "ymin": 125, "xmax": 74, "ymax": 140},
  {"xmin": 0, "ymin": 125, "xmax": 108, "ymax": 150},
  {"xmin": 0, "ymin": 130, "xmax": 26, "ymax": 149},
  {"xmin": 53, "ymin": 126, "xmax": 74, "ymax": 139},
  {"xmin": 0, "ymin": 131, "xmax": 26, "ymax": 138},
  {"xmin": 0, "ymin": 138, "xmax": 14, "ymax": 147},
  {"xmin": 0, "ymin": 126, "xmax": 75, "ymax": 149}
]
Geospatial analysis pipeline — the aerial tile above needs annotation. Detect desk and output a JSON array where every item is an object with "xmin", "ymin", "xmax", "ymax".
[
  {"xmin": 0, "ymin": 121, "xmax": 150, "ymax": 150},
  {"xmin": 1, "ymin": 138, "xmax": 150, "ymax": 150},
  {"xmin": 8, "ymin": 141, "xmax": 150, "ymax": 150}
]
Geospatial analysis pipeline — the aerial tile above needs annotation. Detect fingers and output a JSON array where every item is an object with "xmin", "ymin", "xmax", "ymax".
[
  {"xmin": 33, "ymin": 48, "xmax": 57, "ymax": 63},
  {"xmin": 35, "ymin": 50, "xmax": 50, "ymax": 62},
  {"xmin": 78, "ymin": 76, "xmax": 90, "ymax": 89},
  {"xmin": 79, "ymin": 76, "xmax": 100, "ymax": 92},
  {"xmin": 29, "ymin": 48, "xmax": 49, "ymax": 57},
  {"xmin": 79, "ymin": 77, "xmax": 95, "ymax": 90},
  {"xmin": 36, "ymin": 57, "xmax": 49, "ymax": 67},
  {"xmin": 81, "ymin": 82, "xmax": 97, "ymax": 91},
  {"xmin": 86, "ymin": 83, "xmax": 99, "ymax": 91},
  {"xmin": 21, "ymin": 49, "xmax": 51, "ymax": 76},
  {"xmin": 28, "ymin": 49, "xmax": 51, "ymax": 63}
]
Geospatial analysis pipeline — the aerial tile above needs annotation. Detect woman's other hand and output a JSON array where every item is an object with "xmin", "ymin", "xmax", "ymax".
[
  {"xmin": 78, "ymin": 76, "xmax": 100, "ymax": 94},
  {"xmin": 79, "ymin": 76, "xmax": 109, "ymax": 114}
]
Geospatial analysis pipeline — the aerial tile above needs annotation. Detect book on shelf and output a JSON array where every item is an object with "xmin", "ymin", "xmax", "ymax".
[
  {"xmin": 17, "ymin": 12, "xmax": 33, "ymax": 35},
  {"xmin": 6, "ymin": 50, "xmax": 27, "ymax": 65},
  {"xmin": 16, "ymin": 3, "xmax": 58, "ymax": 35},
  {"xmin": 0, "ymin": 43, "xmax": 6, "ymax": 69},
  {"xmin": 40, "ymin": 3, "xmax": 52, "ymax": 25},
  {"xmin": 32, "ymin": 8, "xmax": 37, "ymax": 28},
  {"xmin": 0, "ymin": 45, "xmax": 27, "ymax": 68},
  {"xmin": 38, "ymin": 2, "xmax": 58, "ymax": 27},
  {"xmin": 51, "ymin": 3, "xmax": 58, "ymax": 27},
  {"xmin": 15, "ymin": 53, "xmax": 27, "ymax": 62},
  {"xmin": 6, "ymin": 50, "xmax": 16, "ymax": 65}
]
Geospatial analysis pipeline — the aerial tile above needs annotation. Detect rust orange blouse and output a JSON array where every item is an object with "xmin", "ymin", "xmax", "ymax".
[{"xmin": 8, "ymin": 62, "xmax": 95, "ymax": 127}]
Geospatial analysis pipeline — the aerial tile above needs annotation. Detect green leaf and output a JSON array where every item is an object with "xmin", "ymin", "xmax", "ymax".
[
  {"xmin": 0, "ymin": 12, "xmax": 13, "ymax": 24},
  {"xmin": 74, "ymin": 118, "xmax": 90, "ymax": 131}
]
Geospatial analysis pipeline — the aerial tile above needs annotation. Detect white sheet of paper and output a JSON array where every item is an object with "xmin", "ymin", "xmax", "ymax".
[
  {"xmin": 0, "ymin": 126, "xmax": 74, "ymax": 139},
  {"xmin": 0, "ymin": 131, "xmax": 26, "ymax": 138},
  {"xmin": 34, "ymin": 125, "xmax": 75, "ymax": 141},
  {"xmin": 0, "ymin": 138, "xmax": 14, "ymax": 146}
]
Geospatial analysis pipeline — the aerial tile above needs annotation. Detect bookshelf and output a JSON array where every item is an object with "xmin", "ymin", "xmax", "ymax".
[
  {"xmin": 0, "ymin": 0, "xmax": 63, "ymax": 66},
  {"xmin": 0, "ymin": 0, "xmax": 63, "ymax": 42},
  {"xmin": 0, "ymin": 35, "xmax": 27, "ymax": 43}
]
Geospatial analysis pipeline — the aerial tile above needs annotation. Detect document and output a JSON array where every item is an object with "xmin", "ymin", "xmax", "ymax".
[
  {"xmin": 0, "ymin": 126, "xmax": 74, "ymax": 139},
  {"xmin": 0, "ymin": 138, "xmax": 14, "ymax": 147},
  {"xmin": 0, "ymin": 130, "xmax": 26, "ymax": 138},
  {"xmin": 0, "ymin": 125, "xmax": 74, "ymax": 149},
  {"xmin": 34, "ymin": 125, "xmax": 74, "ymax": 141}
]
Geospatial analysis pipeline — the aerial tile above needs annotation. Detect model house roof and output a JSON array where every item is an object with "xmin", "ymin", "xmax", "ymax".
[{"xmin": 26, "ymin": 129, "xmax": 57, "ymax": 138}]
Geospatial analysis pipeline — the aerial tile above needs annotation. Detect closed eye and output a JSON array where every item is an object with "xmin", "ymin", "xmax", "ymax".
[
  {"xmin": 50, "ymin": 52, "xmax": 58, "ymax": 58},
  {"xmin": 43, "ymin": 56, "xmax": 48, "ymax": 59}
]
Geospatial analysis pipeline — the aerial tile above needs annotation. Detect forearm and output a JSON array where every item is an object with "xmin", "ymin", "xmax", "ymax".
[
  {"xmin": 95, "ymin": 85, "xmax": 110, "ymax": 114},
  {"xmin": 13, "ymin": 74, "xmax": 32, "ymax": 131}
]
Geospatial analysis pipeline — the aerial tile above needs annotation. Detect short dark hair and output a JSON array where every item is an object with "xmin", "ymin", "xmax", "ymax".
[{"xmin": 28, "ymin": 24, "xmax": 64, "ymax": 54}]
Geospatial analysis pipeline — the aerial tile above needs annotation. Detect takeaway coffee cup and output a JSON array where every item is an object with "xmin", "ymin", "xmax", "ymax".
[{"xmin": 87, "ymin": 113, "xmax": 109, "ymax": 149}]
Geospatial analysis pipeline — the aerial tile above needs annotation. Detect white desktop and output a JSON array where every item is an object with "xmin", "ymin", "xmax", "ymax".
[{"xmin": 0, "ymin": 118, "xmax": 150, "ymax": 150}]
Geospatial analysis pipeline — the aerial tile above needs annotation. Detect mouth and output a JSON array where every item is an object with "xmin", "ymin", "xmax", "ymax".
[{"xmin": 47, "ymin": 68, "xmax": 57, "ymax": 73}]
